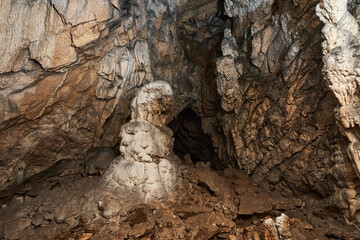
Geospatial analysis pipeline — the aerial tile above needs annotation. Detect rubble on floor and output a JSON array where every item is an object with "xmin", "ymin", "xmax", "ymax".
[{"xmin": 1, "ymin": 158, "xmax": 359, "ymax": 240}]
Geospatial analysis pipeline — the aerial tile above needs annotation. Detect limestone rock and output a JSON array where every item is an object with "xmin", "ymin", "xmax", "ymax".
[
  {"xmin": 238, "ymin": 186, "xmax": 273, "ymax": 215},
  {"xmin": 316, "ymin": 0, "xmax": 360, "ymax": 218},
  {"xmin": 1, "ymin": 0, "xmax": 360, "ymax": 230},
  {"xmin": 71, "ymin": 21, "xmax": 101, "ymax": 48},
  {"xmin": 224, "ymin": 0, "xmax": 274, "ymax": 18},
  {"xmin": 275, "ymin": 214, "xmax": 291, "ymax": 240},
  {"xmin": 51, "ymin": 0, "xmax": 112, "ymax": 26},
  {"xmin": 216, "ymin": 56, "xmax": 241, "ymax": 113},
  {"xmin": 184, "ymin": 212, "xmax": 235, "ymax": 239},
  {"xmin": 224, "ymin": 0, "xmax": 275, "ymax": 40},
  {"xmin": 104, "ymin": 81, "xmax": 181, "ymax": 202},
  {"xmin": 210, "ymin": 2, "xmax": 360, "ymax": 225},
  {"xmin": 221, "ymin": 28, "xmax": 239, "ymax": 59},
  {"xmin": 130, "ymin": 81, "xmax": 173, "ymax": 127},
  {"xmin": 30, "ymin": 213, "xmax": 44, "ymax": 227},
  {"xmin": 0, "ymin": 0, "xmax": 64, "ymax": 73},
  {"xmin": 96, "ymin": 47, "xmax": 135, "ymax": 99},
  {"xmin": 0, "ymin": 0, "xmax": 182, "ymax": 192},
  {"xmin": 262, "ymin": 218, "xmax": 280, "ymax": 240},
  {"xmin": 98, "ymin": 197, "xmax": 122, "ymax": 219},
  {"xmin": 29, "ymin": 31, "xmax": 78, "ymax": 70}
]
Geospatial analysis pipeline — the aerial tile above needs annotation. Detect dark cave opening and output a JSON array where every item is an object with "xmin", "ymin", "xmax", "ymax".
[{"xmin": 168, "ymin": 108, "xmax": 218, "ymax": 168}]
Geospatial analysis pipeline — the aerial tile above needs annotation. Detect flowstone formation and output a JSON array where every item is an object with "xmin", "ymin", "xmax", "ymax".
[
  {"xmin": 104, "ymin": 81, "xmax": 182, "ymax": 202},
  {"xmin": 317, "ymin": 0, "xmax": 360, "ymax": 219}
]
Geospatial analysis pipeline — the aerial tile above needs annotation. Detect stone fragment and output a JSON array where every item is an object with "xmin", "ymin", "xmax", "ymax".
[
  {"xmin": 102, "ymin": 201, "xmax": 122, "ymax": 219},
  {"xmin": 54, "ymin": 200, "xmax": 79, "ymax": 224},
  {"xmin": 43, "ymin": 212, "xmax": 54, "ymax": 221},
  {"xmin": 79, "ymin": 233, "xmax": 93, "ymax": 240},
  {"xmin": 262, "ymin": 218, "xmax": 280, "ymax": 240},
  {"xmin": 221, "ymin": 28, "xmax": 239, "ymax": 58},
  {"xmin": 65, "ymin": 216, "xmax": 79, "ymax": 227},
  {"xmin": 185, "ymin": 212, "xmax": 235, "ymax": 240},
  {"xmin": 31, "ymin": 213, "xmax": 44, "ymax": 227},
  {"xmin": 275, "ymin": 214, "xmax": 291, "ymax": 240}
]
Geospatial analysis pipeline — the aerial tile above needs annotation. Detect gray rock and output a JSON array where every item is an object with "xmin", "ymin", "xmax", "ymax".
[{"xmin": 31, "ymin": 213, "xmax": 44, "ymax": 227}]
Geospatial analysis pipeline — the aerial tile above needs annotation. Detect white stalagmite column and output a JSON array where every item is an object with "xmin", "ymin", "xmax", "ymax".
[
  {"xmin": 316, "ymin": 0, "xmax": 360, "ymax": 218},
  {"xmin": 103, "ymin": 81, "xmax": 182, "ymax": 202},
  {"xmin": 316, "ymin": 0, "xmax": 360, "ymax": 177}
]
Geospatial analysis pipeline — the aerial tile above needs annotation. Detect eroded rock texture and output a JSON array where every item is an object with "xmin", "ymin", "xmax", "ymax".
[
  {"xmin": 211, "ymin": 0, "xmax": 360, "ymax": 223},
  {"xmin": 1, "ymin": 0, "xmax": 360, "ymax": 233},
  {"xmin": 0, "ymin": 0, "xmax": 194, "ymax": 192},
  {"xmin": 104, "ymin": 81, "xmax": 182, "ymax": 202},
  {"xmin": 316, "ymin": 0, "xmax": 360, "ymax": 218}
]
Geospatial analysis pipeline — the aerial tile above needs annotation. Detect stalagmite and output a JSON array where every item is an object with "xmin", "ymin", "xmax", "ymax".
[
  {"xmin": 316, "ymin": 0, "xmax": 360, "ymax": 218},
  {"xmin": 104, "ymin": 81, "xmax": 182, "ymax": 202}
]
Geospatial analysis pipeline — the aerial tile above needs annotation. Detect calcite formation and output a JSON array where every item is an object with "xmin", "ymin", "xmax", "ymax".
[
  {"xmin": 211, "ymin": 0, "xmax": 360, "ymax": 223},
  {"xmin": 316, "ymin": 0, "xmax": 360, "ymax": 218},
  {"xmin": 262, "ymin": 214, "xmax": 292, "ymax": 240},
  {"xmin": 104, "ymin": 81, "xmax": 181, "ymax": 202},
  {"xmin": 1, "ymin": 0, "xmax": 360, "ymax": 228},
  {"xmin": 317, "ymin": 0, "xmax": 360, "ymax": 175}
]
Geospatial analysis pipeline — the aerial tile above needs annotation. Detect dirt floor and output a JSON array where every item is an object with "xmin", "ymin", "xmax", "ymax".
[{"xmin": 0, "ymin": 155, "xmax": 360, "ymax": 240}]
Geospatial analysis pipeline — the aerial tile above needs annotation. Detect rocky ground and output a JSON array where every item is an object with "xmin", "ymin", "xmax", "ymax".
[{"xmin": 0, "ymin": 151, "xmax": 359, "ymax": 240}]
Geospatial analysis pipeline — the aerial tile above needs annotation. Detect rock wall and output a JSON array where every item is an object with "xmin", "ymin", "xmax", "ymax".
[
  {"xmin": 210, "ymin": 0, "xmax": 360, "ymax": 221},
  {"xmin": 1, "ymin": 0, "xmax": 360, "ymax": 223},
  {"xmin": 0, "ymin": 0, "xmax": 196, "ymax": 191}
]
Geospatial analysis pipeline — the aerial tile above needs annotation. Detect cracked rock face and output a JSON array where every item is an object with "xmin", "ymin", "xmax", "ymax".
[
  {"xmin": 1, "ymin": 0, "xmax": 360, "ymax": 226},
  {"xmin": 209, "ymin": 0, "xmax": 360, "ymax": 223},
  {"xmin": 0, "ymin": 0, "xmax": 192, "ymax": 192},
  {"xmin": 104, "ymin": 81, "xmax": 182, "ymax": 202}
]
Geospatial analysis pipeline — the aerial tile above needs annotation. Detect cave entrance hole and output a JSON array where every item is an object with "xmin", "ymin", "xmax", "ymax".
[{"xmin": 168, "ymin": 108, "xmax": 219, "ymax": 169}]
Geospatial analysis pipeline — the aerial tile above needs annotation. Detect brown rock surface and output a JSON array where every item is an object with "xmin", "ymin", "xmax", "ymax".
[
  {"xmin": 2, "ymin": 161, "xmax": 357, "ymax": 240},
  {"xmin": 1, "ymin": 0, "xmax": 360, "ymax": 237}
]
